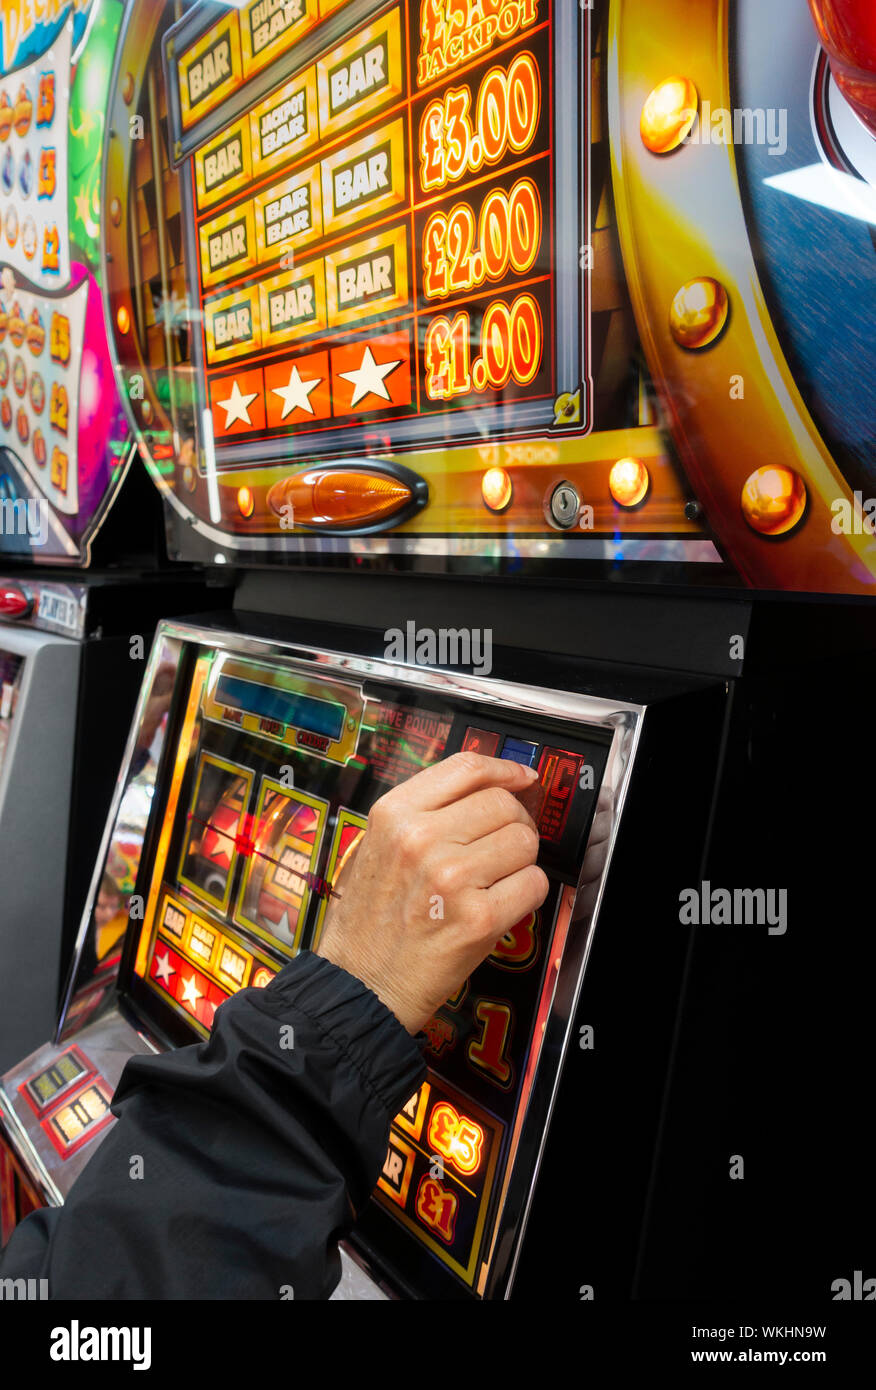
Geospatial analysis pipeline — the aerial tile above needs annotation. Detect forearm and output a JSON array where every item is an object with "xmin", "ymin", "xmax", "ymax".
[{"xmin": 0, "ymin": 952, "xmax": 425, "ymax": 1299}]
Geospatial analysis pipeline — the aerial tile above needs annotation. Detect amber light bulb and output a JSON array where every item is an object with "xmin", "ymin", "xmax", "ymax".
[
  {"xmin": 669, "ymin": 278, "xmax": 729, "ymax": 350},
  {"xmin": 482, "ymin": 467, "xmax": 512, "ymax": 512},
  {"xmin": 640, "ymin": 76, "xmax": 699, "ymax": 153},
  {"xmin": 741, "ymin": 466, "xmax": 807, "ymax": 536},
  {"xmin": 609, "ymin": 457, "xmax": 650, "ymax": 508}
]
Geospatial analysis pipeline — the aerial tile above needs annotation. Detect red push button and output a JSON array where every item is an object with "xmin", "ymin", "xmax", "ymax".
[
  {"xmin": 534, "ymin": 747, "xmax": 584, "ymax": 844},
  {"xmin": 461, "ymin": 727, "xmax": 500, "ymax": 756},
  {"xmin": 0, "ymin": 584, "xmax": 33, "ymax": 619}
]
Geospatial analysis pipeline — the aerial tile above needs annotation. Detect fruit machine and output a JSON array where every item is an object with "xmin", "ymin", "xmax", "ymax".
[
  {"xmin": 0, "ymin": 0, "xmax": 229, "ymax": 1071},
  {"xmin": 0, "ymin": 609, "xmax": 730, "ymax": 1298},
  {"xmin": 97, "ymin": 0, "xmax": 874, "ymax": 593},
  {"xmin": 2, "ymin": 0, "xmax": 875, "ymax": 1304}
]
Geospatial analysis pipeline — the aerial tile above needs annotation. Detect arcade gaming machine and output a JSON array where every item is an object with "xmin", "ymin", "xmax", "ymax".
[
  {"xmin": 1, "ymin": 0, "xmax": 875, "ymax": 1298},
  {"xmin": 0, "ymin": 1, "xmax": 226, "ymax": 1071}
]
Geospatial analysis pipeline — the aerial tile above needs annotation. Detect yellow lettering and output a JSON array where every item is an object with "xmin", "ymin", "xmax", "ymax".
[{"xmin": 1, "ymin": 0, "xmax": 66, "ymax": 70}]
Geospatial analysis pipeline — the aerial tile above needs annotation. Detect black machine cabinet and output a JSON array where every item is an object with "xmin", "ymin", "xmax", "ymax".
[{"xmin": 0, "ymin": 600, "xmax": 730, "ymax": 1299}]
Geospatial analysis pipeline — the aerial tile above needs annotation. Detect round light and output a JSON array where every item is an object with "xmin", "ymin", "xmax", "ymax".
[
  {"xmin": 609, "ymin": 457, "xmax": 650, "ymax": 508},
  {"xmin": 116, "ymin": 304, "xmax": 130, "ymax": 335},
  {"xmin": 482, "ymin": 466, "xmax": 512, "ymax": 512},
  {"xmin": 110, "ymin": 197, "xmax": 121, "ymax": 226},
  {"xmin": 669, "ymin": 277, "xmax": 729, "ymax": 350},
  {"xmin": 741, "ymin": 466, "xmax": 807, "ymax": 536},
  {"xmin": 122, "ymin": 72, "xmax": 135, "ymax": 105},
  {"xmin": 640, "ymin": 76, "xmax": 699, "ymax": 154},
  {"xmin": 237, "ymin": 485, "xmax": 255, "ymax": 518}
]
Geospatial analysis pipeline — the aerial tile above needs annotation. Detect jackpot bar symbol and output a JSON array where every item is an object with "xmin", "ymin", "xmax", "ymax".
[{"xmin": 162, "ymin": 0, "xmax": 592, "ymax": 468}]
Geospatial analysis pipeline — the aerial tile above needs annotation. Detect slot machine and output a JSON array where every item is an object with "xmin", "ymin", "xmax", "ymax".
[
  {"xmin": 0, "ymin": 611, "xmax": 729, "ymax": 1294},
  {"xmin": 0, "ymin": 0, "xmax": 226, "ymax": 1070},
  {"xmin": 2, "ymin": 0, "xmax": 875, "ymax": 1298}
]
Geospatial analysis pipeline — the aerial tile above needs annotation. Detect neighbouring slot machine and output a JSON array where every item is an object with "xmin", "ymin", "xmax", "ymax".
[
  {"xmin": 1, "ymin": 0, "xmax": 875, "ymax": 1303},
  {"xmin": 0, "ymin": 0, "xmax": 136, "ymax": 564},
  {"xmin": 0, "ymin": 0, "xmax": 226, "ymax": 1068}
]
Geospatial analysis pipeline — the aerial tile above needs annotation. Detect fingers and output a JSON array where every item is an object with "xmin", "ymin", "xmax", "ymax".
[
  {"xmin": 430, "ymin": 784, "xmax": 538, "ymax": 844},
  {"xmin": 478, "ymin": 863, "xmax": 550, "ymax": 942},
  {"xmin": 456, "ymin": 820, "xmax": 540, "ymax": 889},
  {"xmin": 393, "ymin": 751, "xmax": 538, "ymax": 812}
]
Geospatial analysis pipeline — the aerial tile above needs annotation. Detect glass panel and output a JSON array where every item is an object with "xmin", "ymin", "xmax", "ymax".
[
  {"xmin": 124, "ymin": 637, "xmax": 610, "ymax": 1290},
  {"xmin": 58, "ymin": 635, "xmax": 183, "ymax": 1040}
]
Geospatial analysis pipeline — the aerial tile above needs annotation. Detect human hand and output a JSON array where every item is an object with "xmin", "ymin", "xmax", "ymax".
[{"xmin": 316, "ymin": 753, "xmax": 550, "ymax": 1033}]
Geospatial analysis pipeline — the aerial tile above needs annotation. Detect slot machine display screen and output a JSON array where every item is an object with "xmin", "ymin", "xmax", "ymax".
[
  {"xmin": 123, "ymin": 644, "xmax": 608, "ymax": 1294},
  {"xmin": 104, "ymin": 0, "xmax": 876, "ymax": 593}
]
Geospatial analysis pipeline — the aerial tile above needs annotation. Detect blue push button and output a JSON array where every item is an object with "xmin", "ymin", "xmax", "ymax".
[{"xmin": 500, "ymin": 737, "xmax": 539, "ymax": 767}]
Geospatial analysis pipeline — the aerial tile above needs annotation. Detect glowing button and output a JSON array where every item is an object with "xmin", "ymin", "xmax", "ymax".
[
  {"xmin": 482, "ymin": 467, "xmax": 512, "ymax": 512},
  {"xmin": 116, "ymin": 305, "xmax": 130, "ymax": 335},
  {"xmin": 267, "ymin": 468, "xmax": 415, "ymax": 530},
  {"xmin": 640, "ymin": 77, "xmax": 699, "ymax": 153},
  {"xmin": 669, "ymin": 278, "xmax": 729, "ymax": 349},
  {"xmin": 237, "ymin": 485, "xmax": 255, "ymax": 518},
  {"xmin": 741, "ymin": 466, "xmax": 807, "ymax": 536},
  {"xmin": 609, "ymin": 457, "xmax": 650, "ymax": 508}
]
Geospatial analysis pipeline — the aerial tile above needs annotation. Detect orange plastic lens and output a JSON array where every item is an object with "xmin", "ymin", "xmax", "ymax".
[
  {"xmin": 741, "ymin": 466, "xmax": 807, "ymax": 535},
  {"xmin": 481, "ymin": 467, "xmax": 512, "ymax": 511},
  {"xmin": 609, "ymin": 457, "xmax": 650, "ymax": 508},
  {"xmin": 237, "ymin": 486, "xmax": 254, "ymax": 518},
  {"xmin": 116, "ymin": 305, "xmax": 130, "ymax": 335},
  {"xmin": 267, "ymin": 469, "xmax": 413, "ymax": 529},
  {"xmin": 669, "ymin": 278, "xmax": 729, "ymax": 350},
  {"xmin": 640, "ymin": 76, "xmax": 699, "ymax": 153}
]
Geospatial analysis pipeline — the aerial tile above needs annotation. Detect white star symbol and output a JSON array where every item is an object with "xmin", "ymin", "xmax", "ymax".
[
  {"xmin": 338, "ymin": 345, "xmax": 401, "ymax": 407},
  {"xmin": 265, "ymin": 907, "xmax": 294, "ymax": 942},
  {"xmin": 216, "ymin": 379, "xmax": 258, "ymax": 428},
  {"xmin": 180, "ymin": 974, "xmax": 202, "ymax": 1010},
  {"xmin": 153, "ymin": 951, "xmax": 175, "ymax": 986},
  {"xmin": 272, "ymin": 365, "xmax": 321, "ymax": 419}
]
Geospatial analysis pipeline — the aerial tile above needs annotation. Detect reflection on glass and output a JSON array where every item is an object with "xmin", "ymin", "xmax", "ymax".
[{"xmin": 58, "ymin": 638, "xmax": 182, "ymax": 1041}]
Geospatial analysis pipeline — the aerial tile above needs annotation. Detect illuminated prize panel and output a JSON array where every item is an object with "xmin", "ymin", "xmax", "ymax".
[
  {"xmin": 162, "ymin": 0, "xmax": 583, "ymax": 470},
  {"xmin": 126, "ymin": 642, "xmax": 608, "ymax": 1294},
  {"xmin": 17, "ymin": 1045, "xmax": 114, "ymax": 1159},
  {"xmin": 101, "ymin": 0, "xmax": 876, "ymax": 590},
  {"xmin": 0, "ymin": 3, "xmax": 130, "ymax": 562}
]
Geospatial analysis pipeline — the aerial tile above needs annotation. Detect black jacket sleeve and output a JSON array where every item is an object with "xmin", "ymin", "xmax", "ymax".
[{"xmin": 0, "ymin": 951, "xmax": 426, "ymax": 1299}]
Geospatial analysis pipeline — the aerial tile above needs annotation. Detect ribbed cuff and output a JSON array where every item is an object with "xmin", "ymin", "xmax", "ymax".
[{"xmin": 256, "ymin": 951, "xmax": 427, "ymax": 1118}]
